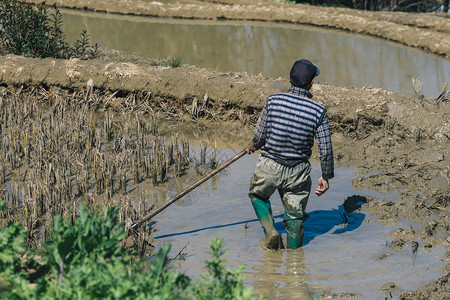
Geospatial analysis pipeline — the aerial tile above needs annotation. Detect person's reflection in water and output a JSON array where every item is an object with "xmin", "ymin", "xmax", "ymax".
[{"xmin": 251, "ymin": 247, "xmax": 313, "ymax": 299}]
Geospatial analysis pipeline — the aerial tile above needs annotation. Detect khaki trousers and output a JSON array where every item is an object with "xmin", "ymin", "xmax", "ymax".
[{"xmin": 249, "ymin": 155, "xmax": 312, "ymax": 222}]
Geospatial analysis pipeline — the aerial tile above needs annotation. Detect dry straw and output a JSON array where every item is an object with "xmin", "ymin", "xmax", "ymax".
[{"xmin": 0, "ymin": 86, "xmax": 217, "ymax": 254}]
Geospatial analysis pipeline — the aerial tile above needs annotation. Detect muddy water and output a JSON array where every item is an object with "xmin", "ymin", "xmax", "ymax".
[
  {"xmin": 151, "ymin": 149, "xmax": 445, "ymax": 299},
  {"xmin": 61, "ymin": 9, "xmax": 449, "ymax": 97}
]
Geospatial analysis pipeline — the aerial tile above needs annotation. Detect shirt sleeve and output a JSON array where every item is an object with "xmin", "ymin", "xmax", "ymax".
[
  {"xmin": 253, "ymin": 100, "xmax": 269, "ymax": 150},
  {"xmin": 315, "ymin": 111, "xmax": 334, "ymax": 180}
]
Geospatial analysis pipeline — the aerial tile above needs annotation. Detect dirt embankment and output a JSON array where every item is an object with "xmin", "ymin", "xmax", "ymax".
[
  {"xmin": 23, "ymin": 0, "xmax": 450, "ymax": 58},
  {"xmin": 0, "ymin": 54, "xmax": 282, "ymax": 108}
]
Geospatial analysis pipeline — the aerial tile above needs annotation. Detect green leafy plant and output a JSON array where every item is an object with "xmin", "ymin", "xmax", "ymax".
[
  {"xmin": 0, "ymin": 219, "xmax": 26, "ymax": 291},
  {"xmin": 31, "ymin": 244, "xmax": 190, "ymax": 299},
  {"xmin": 0, "ymin": 0, "xmax": 99, "ymax": 58},
  {"xmin": 43, "ymin": 205, "xmax": 127, "ymax": 275},
  {"xmin": 0, "ymin": 200, "xmax": 39, "ymax": 297},
  {"xmin": 191, "ymin": 238, "xmax": 259, "ymax": 300},
  {"xmin": 0, "ymin": 202, "xmax": 260, "ymax": 299},
  {"xmin": 0, "ymin": 0, "xmax": 49, "ymax": 57}
]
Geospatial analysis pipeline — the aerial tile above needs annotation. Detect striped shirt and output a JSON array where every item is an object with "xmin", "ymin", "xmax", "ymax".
[{"xmin": 253, "ymin": 87, "xmax": 334, "ymax": 180}]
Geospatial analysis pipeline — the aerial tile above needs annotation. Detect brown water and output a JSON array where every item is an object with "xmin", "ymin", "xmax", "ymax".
[
  {"xmin": 150, "ymin": 149, "xmax": 445, "ymax": 299},
  {"xmin": 61, "ymin": 9, "xmax": 450, "ymax": 98}
]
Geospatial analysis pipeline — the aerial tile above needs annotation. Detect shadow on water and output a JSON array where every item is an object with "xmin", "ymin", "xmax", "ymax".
[
  {"xmin": 301, "ymin": 195, "xmax": 367, "ymax": 246},
  {"xmin": 151, "ymin": 152, "xmax": 446, "ymax": 298},
  {"xmin": 154, "ymin": 195, "xmax": 367, "ymax": 246},
  {"xmin": 153, "ymin": 218, "xmax": 260, "ymax": 239}
]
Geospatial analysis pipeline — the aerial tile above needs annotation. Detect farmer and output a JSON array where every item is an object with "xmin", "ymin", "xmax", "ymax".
[{"xmin": 247, "ymin": 59, "xmax": 334, "ymax": 250}]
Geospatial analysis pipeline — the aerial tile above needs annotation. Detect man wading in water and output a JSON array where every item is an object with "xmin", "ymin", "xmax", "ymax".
[{"xmin": 247, "ymin": 59, "xmax": 334, "ymax": 250}]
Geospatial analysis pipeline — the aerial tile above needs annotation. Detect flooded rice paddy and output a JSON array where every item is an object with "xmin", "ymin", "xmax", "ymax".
[
  {"xmin": 0, "ymin": 87, "xmax": 218, "ymax": 253},
  {"xmin": 1, "ymin": 6, "xmax": 448, "ymax": 298},
  {"xmin": 152, "ymin": 150, "xmax": 446, "ymax": 299},
  {"xmin": 0, "ymin": 86, "xmax": 446, "ymax": 298},
  {"xmin": 62, "ymin": 9, "xmax": 450, "ymax": 98}
]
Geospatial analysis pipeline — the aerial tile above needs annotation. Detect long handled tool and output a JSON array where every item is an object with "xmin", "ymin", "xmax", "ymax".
[{"xmin": 132, "ymin": 149, "xmax": 247, "ymax": 230}]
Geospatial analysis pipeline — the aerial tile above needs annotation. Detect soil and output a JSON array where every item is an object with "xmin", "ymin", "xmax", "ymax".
[{"xmin": 2, "ymin": 1, "xmax": 450, "ymax": 299}]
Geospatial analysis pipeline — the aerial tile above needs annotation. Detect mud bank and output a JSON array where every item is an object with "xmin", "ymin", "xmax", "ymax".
[
  {"xmin": 0, "ymin": 54, "xmax": 448, "ymax": 298},
  {"xmin": 23, "ymin": 0, "xmax": 450, "ymax": 58},
  {"xmin": 1, "ymin": 54, "xmax": 447, "ymax": 141},
  {"xmin": 0, "ymin": 54, "xmax": 282, "ymax": 109}
]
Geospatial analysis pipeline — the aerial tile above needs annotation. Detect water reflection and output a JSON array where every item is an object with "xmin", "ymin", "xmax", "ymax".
[
  {"xmin": 61, "ymin": 10, "xmax": 449, "ymax": 97},
  {"xmin": 251, "ymin": 249, "xmax": 312, "ymax": 299}
]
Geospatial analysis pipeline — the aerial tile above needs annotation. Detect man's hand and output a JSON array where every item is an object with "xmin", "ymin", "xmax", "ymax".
[
  {"xmin": 315, "ymin": 177, "xmax": 329, "ymax": 196},
  {"xmin": 246, "ymin": 141, "xmax": 256, "ymax": 154}
]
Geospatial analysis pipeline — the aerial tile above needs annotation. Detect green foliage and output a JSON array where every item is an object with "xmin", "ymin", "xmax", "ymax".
[
  {"xmin": 0, "ymin": 0, "xmax": 48, "ymax": 57},
  {"xmin": 43, "ymin": 205, "xmax": 127, "ymax": 274},
  {"xmin": 27, "ymin": 245, "xmax": 191, "ymax": 299},
  {"xmin": 0, "ymin": 220, "xmax": 26, "ymax": 278},
  {"xmin": 72, "ymin": 30, "xmax": 100, "ymax": 58},
  {"xmin": 0, "ymin": 203, "xmax": 260, "ymax": 299},
  {"xmin": 0, "ymin": 0, "xmax": 99, "ymax": 58},
  {"xmin": 0, "ymin": 200, "xmax": 31, "ymax": 296},
  {"xmin": 192, "ymin": 238, "xmax": 259, "ymax": 300},
  {"xmin": 293, "ymin": 0, "xmax": 441, "ymax": 11}
]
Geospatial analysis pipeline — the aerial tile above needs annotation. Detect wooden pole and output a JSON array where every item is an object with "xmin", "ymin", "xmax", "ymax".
[{"xmin": 132, "ymin": 149, "xmax": 247, "ymax": 230}]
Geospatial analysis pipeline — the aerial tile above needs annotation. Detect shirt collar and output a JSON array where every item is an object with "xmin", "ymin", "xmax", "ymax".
[{"xmin": 287, "ymin": 87, "xmax": 313, "ymax": 99}]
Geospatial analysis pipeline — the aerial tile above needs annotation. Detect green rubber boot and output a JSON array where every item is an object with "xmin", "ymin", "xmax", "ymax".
[
  {"xmin": 285, "ymin": 219, "xmax": 304, "ymax": 250},
  {"xmin": 251, "ymin": 198, "xmax": 284, "ymax": 250}
]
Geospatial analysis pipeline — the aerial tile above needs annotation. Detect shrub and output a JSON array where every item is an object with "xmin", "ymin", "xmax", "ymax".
[
  {"xmin": 43, "ymin": 205, "xmax": 128, "ymax": 275},
  {"xmin": 0, "ymin": 218, "xmax": 26, "ymax": 292},
  {"xmin": 0, "ymin": 201, "xmax": 259, "ymax": 299},
  {"xmin": 0, "ymin": 0, "xmax": 98, "ymax": 58},
  {"xmin": 25, "ymin": 244, "xmax": 191, "ymax": 299}
]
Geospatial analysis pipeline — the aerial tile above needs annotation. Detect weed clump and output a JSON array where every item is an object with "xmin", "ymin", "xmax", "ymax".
[
  {"xmin": 0, "ymin": 0, "xmax": 99, "ymax": 59},
  {"xmin": 150, "ymin": 55, "xmax": 183, "ymax": 68}
]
